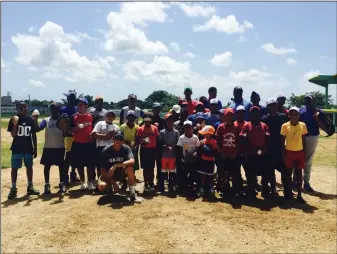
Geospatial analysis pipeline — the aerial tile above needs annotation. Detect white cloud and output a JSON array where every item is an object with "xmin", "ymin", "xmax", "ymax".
[
  {"xmin": 261, "ymin": 43, "xmax": 297, "ymax": 55},
  {"xmin": 193, "ymin": 15, "xmax": 254, "ymax": 34},
  {"xmin": 185, "ymin": 52, "xmax": 195, "ymax": 58},
  {"xmin": 75, "ymin": 31, "xmax": 98, "ymax": 41},
  {"xmin": 304, "ymin": 70, "xmax": 320, "ymax": 80},
  {"xmin": 103, "ymin": 2, "xmax": 169, "ymax": 54},
  {"xmin": 176, "ymin": 3, "xmax": 216, "ymax": 18},
  {"xmin": 170, "ymin": 42, "xmax": 180, "ymax": 52},
  {"xmin": 238, "ymin": 35, "xmax": 246, "ymax": 43},
  {"xmin": 286, "ymin": 58, "xmax": 297, "ymax": 65},
  {"xmin": 12, "ymin": 21, "xmax": 115, "ymax": 83},
  {"xmin": 211, "ymin": 51, "xmax": 232, "ymax": 67},
  {"xmin": 28, "ymin": 26, "xmax": 36, "ymax": 33},
  {"xmin": 29, "ymin": 79, "xmax": 45, "ymax": 88},
  {"xmin": 124, "ymin": 73, "xmax": 140, "ymax": 81}
]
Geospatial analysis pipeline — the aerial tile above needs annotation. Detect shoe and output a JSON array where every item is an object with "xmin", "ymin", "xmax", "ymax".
[
  {"xmin": 44, "ymin": 184, "xmax": 51, "ymax": 195},
  {"xmin": 8, "ymin": 187, "xmax": 17, "ymax": 200},
  {"xmin": 144, "ymin": 185, "xmax": 150, "ymax": 192},
  {"xmin": 129, "ymin": 194, "xmax": 143, "ymax": 204},
  {"xmin": 303, "ymin": 184, "xmax": 314, "ymax": 192},
  {"xmin": 121, "ymin": 182, "xmax": 128, "ymax": 192},
  {"xmin": 297, "ymin": 196, "xmax": 306, "ymax": 203},
  {"xmin": 149, "ymin": 184, "xmax": 155, "ymax": 192},
  {"xmin": 88, "ymin": 182, "xmax": 96, "ymax": 191},
  {"xmin": 27, "ymin": 185, "xmax": 40, "ymax": 196},
  {"xmin": 70, "ymin": 172, "xmax": 81, "ymax": 183},
  {"xmin": 59, "ymin": 183, "xmax": 67, "ymax": 193},
  {"xmin": 199, "ymin": 188, "xmax": 205, "ymax": 197},
  {"xmin": 80, "ymin": 182, "xmax": 88, "ymax": 191}
]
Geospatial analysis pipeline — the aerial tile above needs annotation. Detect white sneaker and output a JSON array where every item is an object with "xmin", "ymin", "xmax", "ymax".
[
  {"xmin": 80, "ymin": 182, "xmax": 88, "ymax": 191},
  {"xmin": 130, "ymin": 194, "xmax": 143, "ymax": 204},
  {"xmin": 88, "ymin": 182, "xmax": 95, "ymax": 191}
]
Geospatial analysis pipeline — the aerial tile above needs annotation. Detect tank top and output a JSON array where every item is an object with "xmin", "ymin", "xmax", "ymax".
[{"xmin": 44, "ymin": 117, "xmax": 65, "ymax": 149}]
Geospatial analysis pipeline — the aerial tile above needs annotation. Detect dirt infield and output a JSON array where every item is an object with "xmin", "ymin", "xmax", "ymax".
[{"xmin": 1, "ymin": 161, "xmax": 336, "ymax": 253}]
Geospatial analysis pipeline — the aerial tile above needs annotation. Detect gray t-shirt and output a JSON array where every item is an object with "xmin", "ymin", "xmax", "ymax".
[
  {"xmin": 159, "ymin": 128, "xmax": 180, "ymax": 158},
  {"xmin": 40, "ymin": 117, "xmax": 65, "ymax": 149},
  {"xmin": 88, "ymin": 107, "xmax": 107, "ymax": 126}
]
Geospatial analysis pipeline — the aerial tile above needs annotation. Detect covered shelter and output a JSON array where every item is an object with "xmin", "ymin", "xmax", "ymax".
[{"xmin": 308, "ymin": 74, "xmax": 337, "ymax": 108}]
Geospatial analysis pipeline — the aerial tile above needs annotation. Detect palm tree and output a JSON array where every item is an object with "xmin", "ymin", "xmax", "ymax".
[{"xmin": 61, "ymin": 89, "xmax": 83, "ymax": 105}]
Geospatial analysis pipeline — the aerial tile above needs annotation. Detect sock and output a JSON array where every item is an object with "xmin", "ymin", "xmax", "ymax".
[
  {"xmin": 12, "ymin": 182, "xmax": 16, "ymax": 188},
  {"xmin": 28, "ymin": 181, "xmax": 33, "ymax": 187},
  {"xmin": 129, "ymin": 185, "xmax": 136, "ymax": 195}
]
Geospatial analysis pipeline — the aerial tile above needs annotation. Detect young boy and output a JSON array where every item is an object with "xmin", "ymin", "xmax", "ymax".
[
  {"xmin": 69, "ymin": 98, "xmax": 96, "ymax": 191},
  {"xmin": 176, "ymin": 120, "xmax": 200, "ymax": 194},
  {"xmin": 91, "ymin": 110, "xmax": 119, "ymax": 181},
  {"xmin": 7, "ymin": 102, "xmax": 40, "ymax": 199},
  {"xmin": 240, "ymin": 106, "xmax": 270, "ymax": 198},
  {"xmin": 174, "ymin": 108, "xmax": 189, "ymax": 135},
  {"xmin": 37, "ymin": 103, "xmax": 67, "ymax": 195},
  {"xmin": 136, "ymin": 113, "xmax": 159, "ymax": 192},
  {"xmin": 281, "ymin": 107, "xmax": 308, "ymax": 203},
  {"xmin": 158, "ymin": 113, "xmax": 180, "ymax": 193},
  {"xmin": 198, "ymin": 125, "xmax": 218, "ymax": 199},
  {"xmin": 216, "ymin": 108, "xmax": 241, "ymax": 196}
]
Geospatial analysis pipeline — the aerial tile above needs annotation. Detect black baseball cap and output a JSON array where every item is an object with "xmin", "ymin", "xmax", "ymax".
[
  {"xmin": 113, "ymin": 131, "xmax": 124, "ymax": 140},
  {"xmin": 152, "ymin": 102, "xmax": 161, "ymax": 108},
  {"xmin": 49, "ymin": 102, "xmax": 60, "ymax": 108},
  {"xmin": 234, "ymin": 86, "xmax": 243, "ymax": 93},
  {"xmin": 128, "ymin": 94, "xmax": 137, "ymax": 99}
]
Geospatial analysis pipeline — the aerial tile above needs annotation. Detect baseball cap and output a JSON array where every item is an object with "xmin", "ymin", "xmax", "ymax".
[
  {"xmin": 266, "ymin": 97, "xmax": 277, "ymax": 106},
  {"xmin": 234, "ymin": 86, "xmax": 243, "ymax": 93},
  {"xmin": 164, "ymin": 113, "xmax": 174, "ymax": 120},
  {"xmin": 128, "ymin": 94, "xmax": 137, "ymax": 99},
  {"xmin": 250, "ymin": 106, "xmax": 261, "ymax": 112},
  {"xmin": 77, "ymin": 98, "xmax": 88, "ymax": 105},
  {"xmin": 172, "ymin": 105, "xmax": 181, "ymax": 114},
  {"xmin": 95, "ymin": 95, "xmax": 104, "ymax": 101},
  {"xmin": 195, "ymin": 112, "xmax": 205, "ymax": 119},
  {"xmin": 113, "ymin": 131, "xmax": 124, "ymax": 140},
  {"xmin": 210, "ymin": 99, "xmax": 218, "ymax": 105},
  {"xmin": 289, "ymin": 106, "xmax": 300, "ymax": 113},
  {"xmin": 126, "ymin": 110, "xmax": 136, "ymax": 117},
  {"xmin": 106, "ymin": 110, "xmax": 116, "ymax": 116},
  {"xmin": 304, "ymin": 94, "xmax": 314, "ymax": 100},
  {"xmin": 67, "ymin": 91, "xmax": 76, "ymax": 97},
  {"xmin": 198, "ymin": 125, "xmax": 215, "ymax": 136},
  {"xmin": 277, "ymin": 95, "xmax": 286, "ymax": 100},
  {"xmin": 219, "ymin": 109, "xmax": 225, "ymax": 115},
  {"xmin": 152, "ymin": 102, "xmax": 161, "ymax": 108},
  {"xmin": 224, "ymin": 108, "xmax": 235, "ymax": 115},
  {"xmin": 236, "ymin": 105, "xmax": 245, "ymax": 112},
  {"xmin": 196, "ymin": 101, "xmax": 204, "ymax": 106},
  {"xmin": 49, "ymin": 102, "xmax": 60, "ymax": 108},
  {"xmin": 183, "ymin": 120, "xmax": 193, "ymax": 126}
]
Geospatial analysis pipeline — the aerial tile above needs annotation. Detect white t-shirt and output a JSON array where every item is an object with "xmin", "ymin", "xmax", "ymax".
[
  {"xmin": 177, "ymin": 134, "xmax": 200, "ymax": 157},
  {"xmin": 92, "ymin": 121, "xmax": 120, "ymax": 147}
]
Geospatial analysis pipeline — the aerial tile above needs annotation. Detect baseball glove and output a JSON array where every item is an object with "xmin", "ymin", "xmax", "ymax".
[{"xmin": 56, "ymin": 113, "xmax": 70, "ymax": 134}]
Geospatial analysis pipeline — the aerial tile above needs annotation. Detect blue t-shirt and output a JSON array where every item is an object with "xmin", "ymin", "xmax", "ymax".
[
  {"xmin": 299, "ymin": 106, "xmax": 324, "ymax": 136},
  {"xmin": 60, "ymin": 105, "xmax": 78, "ymax": 118},
  {"xmin": 229, "ymin": 99, "xmax": 253, "ymax": 121},
  {"xmin": 187, "ymin": 112, "xmax": 205, "ymax": 125},
  {"xmin": 204, "ymin": 112, "xmax": 220, "ymax": 127},
  {"xmin": 204, "ymin": 99, "xmax": 223, "ymax": 110},
  {"xmin": 214, "ymin": 121, "xmax": 222, "ymax": 131}
]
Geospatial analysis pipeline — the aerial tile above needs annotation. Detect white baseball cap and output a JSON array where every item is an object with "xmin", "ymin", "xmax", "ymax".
[
  {"xmin": 210, "ymin": 99, "xmax": 218, "ymax": 105},
  {"xmin": 172, "ymin": 105, "xmax": 181, "ymax": 114},
  {"xmin": 236, "ymin": 105, "xmax": 245, "ymax": 112},
  {"xmin": 183, "ymin": 120, "xmax": 193, "ymax": 126},
  {"xmin": 266, "ymin": 97, "xmax": 277, "ymax": 106},
  {"xmin": 289, "ymin": 106, "xmax": 299, "ymax": 113}
]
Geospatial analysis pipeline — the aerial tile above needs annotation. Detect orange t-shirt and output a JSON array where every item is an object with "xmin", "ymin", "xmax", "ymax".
[{"xmin": 136, "ymin": 125, "xmax": 159, "ymax": 149}]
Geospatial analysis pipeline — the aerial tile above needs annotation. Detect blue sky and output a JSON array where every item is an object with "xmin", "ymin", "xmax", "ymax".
[{"xmin": 1, "ymin": 2, "xmax": 336, "ymax": 105}]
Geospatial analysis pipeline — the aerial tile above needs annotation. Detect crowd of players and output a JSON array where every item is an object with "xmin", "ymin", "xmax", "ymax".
[{"xmin": 7, "ymin": 86, "xmax": 328, "ymax": 204}]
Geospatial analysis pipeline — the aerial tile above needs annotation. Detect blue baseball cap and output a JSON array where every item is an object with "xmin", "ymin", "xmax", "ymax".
[
  {"xmin": 77, "ymin": 98, "xmax": 88, "ymax": 105},
  {"xmin": 195, "ymin": 112, "xmax": 205, "ymax": 119}
]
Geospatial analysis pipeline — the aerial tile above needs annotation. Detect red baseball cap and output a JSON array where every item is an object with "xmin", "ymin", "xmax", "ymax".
[
  {"xmin": 224, "ymin": 108, "xmax": 235, "ymax": 115},
  {"xmin": 250, "ymin": 106, "xmax": 261, "ymax": 112},
  {"xmin": 164, "ymin": 113, "xmax": 174, "ymax": 120}
]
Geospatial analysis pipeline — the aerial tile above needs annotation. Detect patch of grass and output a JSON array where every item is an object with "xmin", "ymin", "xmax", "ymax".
[{"xmin": 314, "ymin": 135, "xmax": 336, "ymax": 168}]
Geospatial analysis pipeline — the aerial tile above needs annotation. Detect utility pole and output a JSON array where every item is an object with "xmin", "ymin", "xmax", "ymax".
[{"xmin": 28, "ymin": 94, "xmax": 31, "ymax": 104}]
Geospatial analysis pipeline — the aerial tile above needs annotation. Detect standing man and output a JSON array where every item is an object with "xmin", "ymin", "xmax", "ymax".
[
  {"xmin": 150, "ymin": 103, "xmax": 165, "ymax": 131},
  {"xmin": 277, "ymin": 95, "xmax": 288, "ymax": 115},
  {"xmin": 229, "ymin": 86, "xmax": 253, "ymax": 121},
  {"xmin": 299, "ymin": 95, "xmax": 326, "ymax": 192},
  {"xmin": 203, "ymin": 87, "xmax": 223, "ymax": 110},
  {"xmin": 60, "ymin": 91, "xmax": 79, "ymax": 184},
  {"xmin": 120, "ymin": 94, "xmax": 143, "ymax": 125},
  {"xmin": 88, "ymin": 96, "xmax": 107, "ymax": 127},
  {"xmin": 250, "ymin": 91, "xmax": 267, "ymax": 116},
  {"xmin": 204, "ymin": 99, "xmax": 221, "ymax": 128},
  {"xmin": 7, "ymin": 102, "xmax": 40, "ymax": 199},
  {"xmin": 182, "ymin": 86, "xmax": 198, "ymax": 115}
]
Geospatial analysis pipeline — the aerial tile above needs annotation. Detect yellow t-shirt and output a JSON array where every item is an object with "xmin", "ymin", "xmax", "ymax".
[
  {"xmin": 280, "ymin": 121, "xmax": 308, "ymax": 151},
  {"xmin": 120, "ymin": 123, "xmax": 139, "ymax": 143}
]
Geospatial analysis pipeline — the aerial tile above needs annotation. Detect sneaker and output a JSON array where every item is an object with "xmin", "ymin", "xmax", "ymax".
[
  {"xmin": 129, "ymin": 194, "xmax": 143, "ymax": 204},
  {"xmin": 297, "ymin": 196, "xmax": 306, "ymax": 203},
  {"xmin": 149, "ymin": 185, "xmax": 155, "ymax": 192},
  {"xmin": 80, "ymin": 182, "xmax": 88, "ymax": 191},
  {"xmin": 59, "ymin": 183, "xmax": 67, "ymax": 193},
  {"xmin": 8, "ymin": 187, "xmax": 17, "ymax": 200},
  {"xmin": 27, "ymin": 185, "xmax": 40, "ymax": 196},
  {"xmin": 303, "ymin": 184, "xmax": 314, "ymax": 192},
  {"xmin": 144, "ymin": 185, "xmax": 150, "ymax": 192},
  {"xmin": 44, "ymin": 184, "xmax": 51, "ymax": 195},
  {"xmin": 88, "ymin": 182, "xmax": 96, "ymax": 191},
  {"xmin": 199, "ymin": 188, "xmax": 205, "ymax": 197}
]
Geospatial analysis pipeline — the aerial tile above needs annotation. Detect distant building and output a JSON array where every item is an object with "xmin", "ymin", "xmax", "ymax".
[{"xmin": 1, "ymin": 95, "xmax": 13, "ymax": 106}]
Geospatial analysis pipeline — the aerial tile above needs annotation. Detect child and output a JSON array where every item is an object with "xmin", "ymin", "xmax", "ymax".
[
  {"xmin": 37, "ymin": 103, "xmax": 67, "ymax": 195},
  {"xmin": 174, "ymin": 108, "xmax": 189, "ymax": 135},
  {"xmin": 240, "ymin": 106, "xmax": 270, "ymax": 198},
  {"xmin": 158, "ymin": 113, "xmax": 180, "ymax": 193},
  {"xmin": 280, "ymin": 107, "xmax": 308, "ymax": 203},
  {"xmin": 136, "ymin": 113, "xmax": 159, "ymax": 192},
  {"xmin": 198, "ymin": 125, "xmax": 218, "ymax": 199},
  {"xmin": 216, "ymin": 108, "xmax": 241, "ymax": 196},
  {"xmin": 176, "ymin": 120, "xmax": 200, "ymax": 195}
]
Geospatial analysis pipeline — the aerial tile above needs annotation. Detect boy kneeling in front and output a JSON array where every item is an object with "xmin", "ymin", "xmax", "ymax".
[{"xmin": 98, "ymin": 131, "xmax": 142, "ymax": 204}]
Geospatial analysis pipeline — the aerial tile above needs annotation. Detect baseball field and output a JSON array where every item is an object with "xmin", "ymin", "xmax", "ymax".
[{"xmin": 1, "ymin": 116, "xmax": 336, "ymax": 253}]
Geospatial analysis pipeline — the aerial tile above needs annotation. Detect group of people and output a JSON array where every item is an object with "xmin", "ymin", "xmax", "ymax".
[{"xmin": 7, "ymin": 86, "xmax": 328, "ymax": 204}]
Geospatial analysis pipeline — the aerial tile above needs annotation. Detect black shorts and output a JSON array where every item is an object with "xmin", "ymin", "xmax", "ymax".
[
  {"xmin": 245, "ymin": 154, "xmax": 269, "ymax": 176},
  {"xmin": 71, "ymin": 142, "xmax": 96, "ymax": 168},
  {"xmin": 269, "ymin": 152, "xmax": 284, "ymax": 172},
  {"xmin": 140, "ymin": 148, "xmax": 156, "ymax": 169},
  {"xmin": 96, "ymin": 146, "xmax": 106, "ymax": 168},
  {"xmin": 217, "ymin": 157, "xmax": 239, "ymax": 175},
  {"xmin": 198, "ymin": 160, "xmax": 215, "ymax": 176},
  {"xmin": 40, "ymin": 148, "xmax": 65, "ymax": 167}
]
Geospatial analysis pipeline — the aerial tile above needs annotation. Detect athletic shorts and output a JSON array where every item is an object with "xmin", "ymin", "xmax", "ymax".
[
  {"xmin": 245, "ymin": 154, "xmax": 269, "ymax": 176},
  {"xmin": 11, "ymin": 153, "xmax": 33, "ymax": 169},
  {"xmin": 268, "ymin": 151, "xmax": 284, "ymax": 172},
  {"xmin": 71, "ymin": 142, "xmax": 96, "ymax": 168},
  {"xmin": 161, "ymin": 158, "xmax": 176, "ymax": 173},
  {"xmin": 40, "ymin": 148, "xmax": 65, "ymax": 166},
  {"xmin": 217, "ymin": 157, "xmax": 239, "ymax": 175},
  {"xmin": 198, "ymin": 160, "xmax": 215, "ymax": 176},
  {"xmin": 65, "ymin": 137, "xmax": 74, "ymax": 152},
  {"xmin": 140, "ymin": 148, "xmax": 156, "ymax": 169},
  {"xmin": 285, "ymin": 150, "xmax": 305, "ymax": 169},
  {"xmin": 96, "ymin": 146, "xmax": 105, "ymax": 168}
]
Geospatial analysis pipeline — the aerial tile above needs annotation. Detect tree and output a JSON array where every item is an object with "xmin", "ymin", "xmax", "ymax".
[
  {"xmin": 61, "ymin": 89, "xmax": 83, "ymax": 105},
  {"xmin": 145, "ymin": 90, "xmax": 179, "ymax": 112},
  {"xmin": 288, "ymin": 91, "xmax": 334, "ymax": 108}
]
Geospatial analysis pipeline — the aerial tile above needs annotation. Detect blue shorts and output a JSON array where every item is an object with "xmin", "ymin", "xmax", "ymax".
[{"xmin": 11, "ymin": 153, "xmax": 33, "ymax": 169}]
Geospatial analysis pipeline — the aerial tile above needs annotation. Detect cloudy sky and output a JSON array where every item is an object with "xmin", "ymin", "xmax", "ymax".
[{"xmin": 1, "ymin": 2, "xmax": 336, "ymax": 104}]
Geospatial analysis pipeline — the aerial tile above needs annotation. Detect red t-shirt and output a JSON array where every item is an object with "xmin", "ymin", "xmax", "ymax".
[
  {"xmin": 234, "ymin": 120, "xmax": 247, "ymax": 153},
  {"xmin": 185, "ymin": 100, "xmax": 198, "ymax": 115},
  {"xmin": 70, "ymin": 113, "xmax": 94, "ymax": 143},
  {"xmin": 279, "ymin": 107, "xmax": 289, "ymax": 115},
  {"xmin": 216, "ymin": 123, "xmax": 240, "ymax": 157},
  {"xmin": 137, "ymin": 125, "xmax": 159, "ymax": 149},
  {"xmin": 200, "ymin": 138, "xmax": 218, "ymax": 161},
  {"xmin": 240, "ymin": 122, "xmax": 270, "ymax": 154}
]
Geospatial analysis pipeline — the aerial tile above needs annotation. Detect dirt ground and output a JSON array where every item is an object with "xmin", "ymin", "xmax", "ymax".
[{"xmin": 1, "ymin": 160, "xmax": 336, "ymax": 253}]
